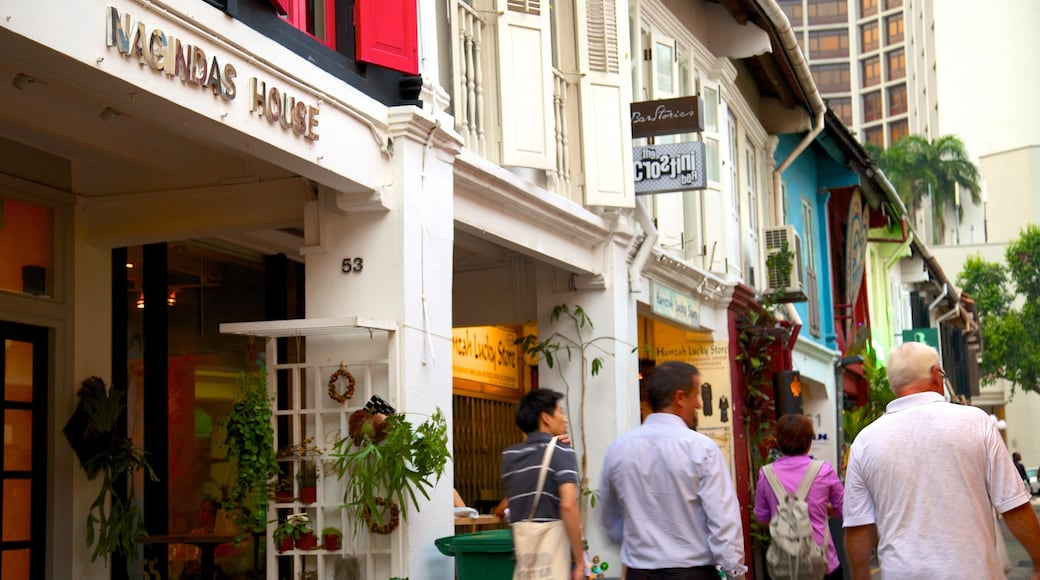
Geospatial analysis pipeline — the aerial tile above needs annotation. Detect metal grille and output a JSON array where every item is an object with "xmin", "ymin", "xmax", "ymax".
[{"xmin": 453, "ymin": 394, "xmax": 523, "ymax": 510}]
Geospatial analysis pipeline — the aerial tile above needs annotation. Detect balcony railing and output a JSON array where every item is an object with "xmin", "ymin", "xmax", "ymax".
[{"xmin": 449, "ymin": 1, "xmax": 580, "ymax": 201}]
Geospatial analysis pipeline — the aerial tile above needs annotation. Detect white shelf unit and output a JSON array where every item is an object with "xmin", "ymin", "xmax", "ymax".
[{"xmin": 220, "ymin": 317, "xmax": 404, "ymax": 580}]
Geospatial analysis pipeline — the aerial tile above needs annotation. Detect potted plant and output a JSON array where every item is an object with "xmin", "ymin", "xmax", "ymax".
[
  {"xmin": 292, "ymin": 513, "xmax": 318, "ymax": 550},
  {"xmin": 273, "ymin": 475, "xmax": 294, "ymax": 503},
  {"xmin": 297, "ymin": 460, "xmax": 319, "ymax": 504},
  {"xmin": 330, "ymin": 405, "xmax": 450, "ymax": 536},
  {"xmin": 321, "ymin": 526, "xmax": 343, "ymax": 550},
  {"xmin": 222, "ymin": 367, "xmax": 281, "ymax": 538},
  {"xmin": 62, "ymin": 376, "xmax": 157, "ymax": 568},
  {"xmin": 272, "ymin": 520, "xmax": 295, "ymax": 553}
]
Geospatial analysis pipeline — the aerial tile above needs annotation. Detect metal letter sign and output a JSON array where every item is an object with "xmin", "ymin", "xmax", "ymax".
[{"xmin": 633, "ymin": 141, "xmax": 707, "ymax": 195}]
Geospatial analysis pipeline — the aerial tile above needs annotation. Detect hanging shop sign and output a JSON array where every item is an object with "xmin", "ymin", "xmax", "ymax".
[
  {"xmin": 651, "ymin": 281, "xmax": 701, "ymax": 329},
  {"xmin": 634, "ymin": 141, "xmax": 707, "ymax": 195},
  {"xmin": 631, "ymin": 96, "xmax": 704, "ymax": 138},
  {"xmin": 844, "ymin": 189, "xmax": 869, "ymax": 307},
  {"xmin": 104, "ymin": 6, "xmax": 319, "ymax": 141},
  {"xmin": 901, "ymin": 328, "xmax": 940, "ymax": 352},
  {"xmin": 451, "ymin": 326, "xmax": 521, "ymax": 390}
]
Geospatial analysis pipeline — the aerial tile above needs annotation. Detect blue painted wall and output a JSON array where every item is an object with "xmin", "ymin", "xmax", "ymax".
[{"xmin": 774, "ymin": 134, "xmax": 861, "ymax": 351}]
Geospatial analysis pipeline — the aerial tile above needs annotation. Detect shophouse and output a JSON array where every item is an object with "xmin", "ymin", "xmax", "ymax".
[{"xmin": 0, "ymin": 0, "xmax": 951, "ymax": 579}]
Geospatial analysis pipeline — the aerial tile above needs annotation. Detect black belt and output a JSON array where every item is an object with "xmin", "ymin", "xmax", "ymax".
[{"xmin": 625, "ymin": 565, "xmax": 719, "ymax": 580}]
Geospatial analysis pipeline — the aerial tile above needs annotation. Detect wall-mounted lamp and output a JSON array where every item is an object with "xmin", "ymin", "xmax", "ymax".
[
  {"xmin": 838, "ymin": 354, "xmax": 864, "ymax": 368},
  {"xmin": 11, "ymin": 73, "xmax": 38, "ymax": 90}
]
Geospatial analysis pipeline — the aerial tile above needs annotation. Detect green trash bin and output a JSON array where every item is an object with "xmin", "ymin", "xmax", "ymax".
[{"xmin": 435, "ymin": 529, "xmax": 515, "ymax": 580}]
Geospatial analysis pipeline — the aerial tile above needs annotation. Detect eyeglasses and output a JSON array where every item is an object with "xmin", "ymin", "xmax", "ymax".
[{"xmin": 932, "ymin": 365, "xmax": 958, "ymax": 403}]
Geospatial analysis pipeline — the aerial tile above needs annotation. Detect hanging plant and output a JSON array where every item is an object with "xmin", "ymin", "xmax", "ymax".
[
  {"xmin": 221, "ymin": 366, "xmax": 281, "ymax": 537},
  {"xmin": 329, "ymin": 406, "xmax": 450, "ymax": 537},
  {"xmin": 515, "ymin": 303, "xmax": 633, "ymax": 509},
  {"xmin": 62, "ymin": 376, "xmax": 157, "ymax": 567}
]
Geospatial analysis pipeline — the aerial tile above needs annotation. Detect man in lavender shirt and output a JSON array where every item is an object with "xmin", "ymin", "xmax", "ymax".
[{"xmin": 754, "ymin": 414, "xmax": 845, "ymax": 579}]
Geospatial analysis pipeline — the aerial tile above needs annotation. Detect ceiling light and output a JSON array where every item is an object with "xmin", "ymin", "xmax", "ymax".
[
  {"xmin": 99, "ymin": 107, "xmax": 122, "ymax": 120},
  {"xmin": 11, "ymin": 73, "xmax": 37, "ymax": 90}
]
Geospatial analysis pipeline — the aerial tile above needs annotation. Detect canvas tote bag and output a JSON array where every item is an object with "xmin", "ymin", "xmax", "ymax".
[{"xmin": 511, "ymin": 436, "xmax": 571, "ymax": 580}]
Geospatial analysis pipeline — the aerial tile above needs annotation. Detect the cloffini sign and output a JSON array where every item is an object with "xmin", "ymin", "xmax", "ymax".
[
  {"xmin": 104, "ymin": 6, "xmax": 320, "ymax": 141},
  {"xmin": 630, "ymin": 96, "xmax": 704, "ymax": 138}
]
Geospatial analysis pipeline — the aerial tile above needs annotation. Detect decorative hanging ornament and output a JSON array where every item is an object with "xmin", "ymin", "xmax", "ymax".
[
  {"xmin": 362, "ymin": 496, "xmax": 400, "ymax": 535},
  {"xmin": 327, "ymin": 365, "xmax": 356, "ymax": 403}
]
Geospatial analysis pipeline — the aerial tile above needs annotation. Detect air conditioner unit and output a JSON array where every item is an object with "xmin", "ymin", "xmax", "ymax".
[{"xmin": 761, "ymin": 225, "xmax": 807, "ymax": 303}]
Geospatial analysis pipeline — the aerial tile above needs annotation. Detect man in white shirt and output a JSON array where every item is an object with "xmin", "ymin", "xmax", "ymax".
[
  {"xmin": 844, "ymin": 341, "xmax": 1040, "ymax": 579},
  {"xmin": 600, "ymin": 361, "xmax": 746, "ymax": 580}
]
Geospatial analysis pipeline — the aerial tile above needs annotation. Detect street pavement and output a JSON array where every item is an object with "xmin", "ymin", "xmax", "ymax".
[{"xmin": 1001, "ymin": 495, "xmax": 1040, "ymax": 579}]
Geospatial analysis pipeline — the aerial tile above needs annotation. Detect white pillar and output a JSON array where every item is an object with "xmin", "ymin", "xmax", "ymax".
[
  {"xmin": 532, "ymin": 237, "xmax": 638, "ymax": 569},
  {"xmin": 304, "ymin": 105, "xmax": 462, "ymax": 577}
]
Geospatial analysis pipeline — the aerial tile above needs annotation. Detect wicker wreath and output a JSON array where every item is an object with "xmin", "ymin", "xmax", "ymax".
[
  {"xmin": 362, "ymin": 497, "xmax": 400, "ymax": 535},
  {"xmin": 327, "ymin": 367, "xmax": 356, "ymax": 403}
]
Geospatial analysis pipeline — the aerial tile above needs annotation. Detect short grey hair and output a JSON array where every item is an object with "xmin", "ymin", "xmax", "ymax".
[{"xmin": 887, "ymin": 342, "xmax": 939, "ymax": 394}]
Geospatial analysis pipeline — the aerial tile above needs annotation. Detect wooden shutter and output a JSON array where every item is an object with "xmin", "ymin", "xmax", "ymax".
[
  {"xmin": 356, "ymin": 0, "xmax": 419, "ymax": 75},
  {"xmin": 579, "ymin": 0, "xmax": 633, "ymax": 207},
  {"xmin": 496, "ymin": 0, "xmax": 555, "ymax": 169}
]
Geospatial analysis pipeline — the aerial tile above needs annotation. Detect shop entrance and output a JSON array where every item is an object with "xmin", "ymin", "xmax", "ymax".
[{"xmin": 0, "ymin": 321, "xmax": 48, "ymax": 580}]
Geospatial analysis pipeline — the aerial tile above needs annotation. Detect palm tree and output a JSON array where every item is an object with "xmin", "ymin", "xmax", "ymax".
[{"xmin": 876, "ymin": 135, "xmax": 981, "ymax": 244}]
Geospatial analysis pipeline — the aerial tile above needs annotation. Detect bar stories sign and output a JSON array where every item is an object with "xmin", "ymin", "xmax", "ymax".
[{"xmin": 104, "ymin": 6, "xmax": 320, "ymax": 140}]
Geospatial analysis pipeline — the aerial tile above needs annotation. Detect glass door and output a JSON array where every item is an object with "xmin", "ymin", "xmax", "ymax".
[{"xmin": 0, "ymin": 321, "xmax": 47, "ymax": 580}]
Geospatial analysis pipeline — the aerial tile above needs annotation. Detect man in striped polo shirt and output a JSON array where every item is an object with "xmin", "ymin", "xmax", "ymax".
[{"xmin": 501, "ymin": 389, "xmax": 585, "ymax": 580}]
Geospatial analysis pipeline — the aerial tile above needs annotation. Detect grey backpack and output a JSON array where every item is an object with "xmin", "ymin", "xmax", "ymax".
[{"xmin": 763, "ymin": 461, "xmax": 829, "ymax": 580}]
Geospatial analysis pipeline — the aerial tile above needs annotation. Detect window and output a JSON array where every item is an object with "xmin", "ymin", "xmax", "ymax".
[
  {"xmin": 779, "ymin": 0, "xmax": 804, "ymax": 26},
  {"xmin": 807, "ymin": 0, "xmax": 848, "ymax": 25},
  {"xmin": 886, "ymin": 14, "xmax": 904, "ymax": 43},
  {"xmin": 888, "ymin": 84, "xmax": 907, "ymax": 115},
  {"xmin": 812, "ymin": 63, "xmax": 851, "ymax": 93},
  {"xmin": 655, "ymin": 40, "xmax": 676, "ymax": 95},
  {"xmin": 885, "ymin": 0, "xmax": 903, "ymax": 9},
  {"xmin": 830, "ymin": 97, "xmax": 853, "ymax": 125},
  {"xmin": 810, "ymin": 29, "xmax": 849, "ymax": 59},
  {"xmin": 284, "ymin": 0, "xmax": 336, "ymax": 49},
  {"xmin": 703, "ymin": 86, "xmax": 721, "ymax": 184},
  {"xmin": 862, "ymin": 91, "xmax": 882, "ymax": 122},
  {"xmin": 861, "ymin": 56, "xmax": 881, "ymax": 87},
  {"xmin": 861, "ymin": 0, "xmax": 878, "ymax": 17},
  {"xmin": 887, "ymin": 48, "xmax": 906, "ymax": 80},
  {"xmin": 889, "ymin": 119, "xmax": 909, "ymax": 143},
  {"xmin": 746, "ymin": 145, "xmax": 759, "ymax": 233},
  {"xmin": 801, "ymin": 201, "xmax": 820, "ymax": 336},
  {"xmin": 864, "ymin": 125, "xmax": 884, "ymax": 147},
  {"xmin": 860, "ymin": 22, "xmax": 879, "ymax": 53}
]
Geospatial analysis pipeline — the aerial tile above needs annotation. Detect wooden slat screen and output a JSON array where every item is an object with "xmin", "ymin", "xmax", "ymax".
[{"xmin": 453, "ymin": 394, "xmax": 523, "ymax": 511}]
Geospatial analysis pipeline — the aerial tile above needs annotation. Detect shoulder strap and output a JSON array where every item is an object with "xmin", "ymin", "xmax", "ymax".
[
  {"xmin": 526, "ymin": 436, "xmax": 559, "ymax": 521},
  {"xmin": 794, "ymin": 460, "xmax": 824, "ymax": 501},
  {"xmin": 762, "ymin": 464, "xmax": 788, "ymax": 502}
]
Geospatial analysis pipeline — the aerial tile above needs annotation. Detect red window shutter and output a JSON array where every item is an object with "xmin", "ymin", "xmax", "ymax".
[
  {"xmin": 268, "ymin": 0, "xmax": 288, "ymax": 15},
  {"xmin": 355, "ymin": 0, "xmax": 419, "ymax": 75}
]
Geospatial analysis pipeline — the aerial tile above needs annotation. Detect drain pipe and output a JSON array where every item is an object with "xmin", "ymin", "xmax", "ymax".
[
  {"xmin": 928, "ymin": 282, "xmax": 949, "ymax": 315},
  {"xmin": 758, "ymin": 0, "xmax": 826, "ymax": 326},
  {"xmin": 629, "ymin": 198, "xmax": 659, "ymax": 293},
  {"xmin": 758, "ymin": 0, "xmax": 827, "ymax": 227}
]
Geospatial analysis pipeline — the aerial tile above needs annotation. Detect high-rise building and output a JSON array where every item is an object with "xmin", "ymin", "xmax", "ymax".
[{"xmin": 778, "ymin": 0, "xmax": 938, "ymax": 149}]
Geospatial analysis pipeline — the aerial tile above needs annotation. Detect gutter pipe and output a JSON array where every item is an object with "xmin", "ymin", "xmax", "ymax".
[
  {"xmin": 629, "ymin": 198, "xmax": 660, "ymax": 293},
  {"xmin": 757, "ymin": 0, "xmax": 827, "ymax": 327}
]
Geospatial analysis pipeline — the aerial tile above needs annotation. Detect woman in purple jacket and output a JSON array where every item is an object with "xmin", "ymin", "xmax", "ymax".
[{"xmin": 754, "ymin": 414, "xmax": 845, "ymax": 580}]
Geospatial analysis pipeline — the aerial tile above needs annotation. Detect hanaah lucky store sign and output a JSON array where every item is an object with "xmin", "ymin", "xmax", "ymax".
[{"xmin": 104, "ymin": 6, "xmax": 319, "ymax": 141}]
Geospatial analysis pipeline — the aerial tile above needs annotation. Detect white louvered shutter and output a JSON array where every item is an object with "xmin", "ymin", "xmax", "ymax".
[{"xmin": 579, "ymin": 0, "xmax": 634, "ymax": 207}]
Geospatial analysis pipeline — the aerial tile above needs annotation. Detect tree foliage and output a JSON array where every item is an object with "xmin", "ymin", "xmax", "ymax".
[
  {"xmin": 957, "ymin": 225, "xmax": 1040, "ymax": 394},
  {"xmin": 876, "ymin": 135, "xmax": 981, "ymax": 244}
]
